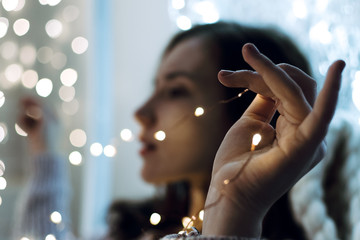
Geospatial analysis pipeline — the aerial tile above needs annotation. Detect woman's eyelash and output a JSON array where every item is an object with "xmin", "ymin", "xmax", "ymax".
[{"xmin": 166, "ymin": 87, "xmax": 190, "ymax": 98}]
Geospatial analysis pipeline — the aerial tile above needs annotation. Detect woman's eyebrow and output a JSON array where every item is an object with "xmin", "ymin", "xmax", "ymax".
[{"xmin": 165, "ymin": 71, "xmax": 197, "ymax": 82}]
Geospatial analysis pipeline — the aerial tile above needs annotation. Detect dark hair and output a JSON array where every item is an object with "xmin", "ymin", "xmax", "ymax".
[{"xmin": 107, "ymin": 21, "xmax": 310, "ymax": 239}]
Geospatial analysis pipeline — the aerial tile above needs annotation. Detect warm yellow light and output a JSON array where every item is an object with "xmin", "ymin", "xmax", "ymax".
[
  {"xmin": 120, "ymin": 128, "xmax": 133, "ymax": 142},
  {"xmin": 69, "ymin": 129, "xmax": 87, "ymax": 148},
  {"xmin": 15, "ymin": 123, "xmax": 27, "ymax": 137},
  {"xmin": 154, "ymin": 130, "xmax": 166, "ymax": 141},
  {"xmin": 194, "ymin": 107, "xmax": 205, "ymax": 117},
  {"xmin": 36, "ymin": 78, "xmax": 53, "ymax": 97},
  {"xmin": 199, "ymin": 210, "xmax": 204, "ymax": 221},
  {"xmin": 71, "ymin": 37, "xmax": 88, "ymax": 54},
  {"xmin": 149, "ymin": 213, "xmax": 161, "ymax": 225},
  {"xmin": 0, "ymin": 177, "xmax": 7, "ymax": 190},
  {"xmin": 251, "ymin": 133, "xmax": 262, "ymax": 151},
  {"xmin": 69, "ymin": 151, "xmax": 82, "ymax": 166},
  {"xmin": 182, "ymin": 216, "xmax": 193, "ymax": 229},
  {"xmin": 104, "ymin": 145, "xmax": 117, "ymax": 157},
  {"xmin": 50, "ymin": 211, "xmax": 62, "ymax": 224},
  {"xmin": 223, "ymin": 179, "xmax": 230, "ymax": 185},
  {"xmin": 90, "ymin": 142, "xmax": 103, "ymax": 157}
]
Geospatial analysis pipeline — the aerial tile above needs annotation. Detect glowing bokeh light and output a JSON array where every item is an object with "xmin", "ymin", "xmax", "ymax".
[
  {"xmin": 20, "ymin": 238, "xmax": 30, "ymax": 240},
  {"xmin": 182, "ymin": 216, "xmax": 193, "ymax": 228},
  {"xmin": 14, "ymin": 0, "xmax": 25, "ymax": 11},
  {"xmin": 47, "ymin": 0, "xmax": 62, "ymax": 6},
  {"xmin": 0, "ymin": 41, "xmax": 18, "ymax": 60},
  {"xmin": 154, "ymin": 130, "xmax": 166, "ymax": 141},
  {"xmin": 0, "ymin": 91, "xmax": 5, "ymax": 108},
  {"xmin": 176, "ymin": 15, "xmax": 192, "ymax": 30},
  {"xmin": 60, "ymin": 68, "xmax": 78, "ymax": 86},
  {"xmin": 50, "ymin": 211, "xmax": 62, "ymax": 224},
  {"xmin": 0, "ymin": 177, "xmax": 7, "ymax": 190},
  {"xmin": 45, "ymin": 234, "xmax": 56, "ymax": 240},
  {"xmin": 62, "ymin": 99, "xmax": 79, "ymax": 115},
  {"xmin": 36, "ymin": 78, "xmax": 53, "ymax": 97},
  {"xmin": 309, "ymin": 20, "xmax": 332, "ymax": 45},
  {"xmin": 71, "ymin": 37, "xmax": 88, "ymax": 54},
  {"xmin": 352, "ymin": 71, "xmax": 360, "ymax": 112},
  {"xmin": 59, "ymin": 86, "xmax": 75, "ymax": 102},
  {"xmin": 0, "ymin": 123, "xmax": 7, "ymax": 143},
  {"xmin": 252, "ymin": 133, "xmax": 262, "ymax": 146},
  {"xmin": 2, "ymin": 0, "xmax": 19, "ymax": 11},
  {"xmin": 37, "ymin": 46, "xmax": 53, "ymax": 64},
  {"xmin": 63, "ymin": 5, "xmax": 80, "ymax": 22},
  {"xmin": 0, "ymin": 196, "xmax": 2, "ymax": 206},
  {"xmin": 194, "ymin": 107, "xmax": 204, "ymax": 117},
  {"xmin": 69, "ymin": 129, "xmax": 87, "ymax": 148},
  {"xmin": 0, "ymin": 18, "xmax": 9, "ymax": 38},
  {"xmin": 21, "ymin": 70, "xmax": 38, "ymax": 89},
  {"xmin": 149, "ymin": 213, "xmax": 161, "ymax": 225},
  {"xmin": 20, "ymin": 45, "xmax": 37, "ymax": 66},
  {"xmin": 15, "ymin": 123, "xmax": 27, "ymax": 137},
  {"xmin": 51, "ymin": 52, "xmax": 67, "ymax": 69},
  {"xmin": 120, "ymin": 128, "xmax": 133, "ymax": 142},
  {"xmin": 45, "ymin": 19, "xmax": 63, "ymax": 39},
  {"xmin": 13, "ymin": 18, "xmax": 30, "ymax": 36},
  {"xmin": 193, "ymin": 1, "xmax": 219, "ymax": 23},
  {"xmin": 90, "ymin": 142, "xmax": 103, "ymax": 157},
  {"xmin": 171, "ymin": 0, "xmax": 185, "ymax": 10},
  {"xmin": 69, "ymin": 151, "xmax": 82, "ymax": 165},
  {"xmin": 292, "ymin": 0, "xmax": 308, "ymax": 19},
  {"xmin": 104, "ymin": 145, "xmax": 117, "ymax": 157},
  {"xmin": 5, "ymin": 64, "xmax": 23, "ymax": 83},
  {"xmin": 199, "ymin": 210, "xmax": 204, "ymax": 221}
]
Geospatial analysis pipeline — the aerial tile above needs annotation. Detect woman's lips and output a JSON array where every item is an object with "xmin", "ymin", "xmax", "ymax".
[{"xmin": 139, "ymin": 140, "xmax": 157, "ymax": 156}]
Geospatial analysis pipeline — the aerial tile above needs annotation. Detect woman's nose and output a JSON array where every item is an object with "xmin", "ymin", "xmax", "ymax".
[{"xmin": 134, "ymin": 100, "xmax": 156, "ymax": 128}]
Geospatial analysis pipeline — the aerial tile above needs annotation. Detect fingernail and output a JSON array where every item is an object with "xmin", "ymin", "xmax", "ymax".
[{"xmin": 219, "ymin": 70, "xmax": 235, "ymax": 77}]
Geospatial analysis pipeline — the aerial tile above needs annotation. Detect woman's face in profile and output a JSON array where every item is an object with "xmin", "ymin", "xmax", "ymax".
[{"xmin": 135, "ymin": 37, "xmax": 229, "ymax": 185}]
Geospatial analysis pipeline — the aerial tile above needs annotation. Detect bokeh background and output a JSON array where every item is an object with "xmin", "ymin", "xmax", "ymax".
[{"xmin": 0, "ymin": 0, "xmax": 359, "ymax": 239}]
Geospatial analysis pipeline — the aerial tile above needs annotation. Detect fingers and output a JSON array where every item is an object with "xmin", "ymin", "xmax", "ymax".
[
  {"xmin": 299, "ymin": 60, "xmax": 345, "ymax": 142},
  {"xmin": 242, "ymin": 94, "xmax": 277, "ymax": 123},
  {"xmin": 219, "ymin": 43, "xmax": 313, "ymax": 121}
]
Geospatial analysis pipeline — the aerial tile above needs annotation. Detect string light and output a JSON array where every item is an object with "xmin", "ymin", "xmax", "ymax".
[
  {"xmin": 50, "ymin": 211, "xmax": 62, "ymax": 224},
  {"xmin": 154, "ymin": 130, "xmax": 166, "ymax": 141},
  {"xmin": 194, "ymin": 106, "xmax": 205, "ymax": 117},
  {"xmin": 0, "ymin": 177, "xmax": 7, "ymax": 190},
  {"xmin": 104, "ymin": 145, "xmax": 117, "ymax": 157},
  {"xmin": 251, "ymin": 133, "xmax": 262, "ymax": 151},
  {"xmin": 120, "ymin": 128, "xmax": 133, "ymax": 142},
  {"xmin": 69, "ymin": 151, "xmax": 82, "ymax": 166},
  {"xmin": 45, "ymin": 234, "xmax": 57, "ymax": 240},
  {"xmin": 149, "ymin": 212, "xmax": 161, "ymax": 225}
]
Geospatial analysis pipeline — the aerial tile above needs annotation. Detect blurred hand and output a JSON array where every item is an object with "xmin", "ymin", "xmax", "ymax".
[
  {"xmin": 202, "ymin": 43, "xmax": 345, "ymax": 238},
  {"xmin": 17, "ymin": 97, "xmax": 60, "ymax": 156}
]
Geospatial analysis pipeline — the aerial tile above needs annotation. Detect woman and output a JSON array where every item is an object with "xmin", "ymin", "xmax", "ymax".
[
  {"xmin": 14, "ymin": 21, "xmax": 344, "ymax": 240},
  {"xmin": 107, "ymin": 22, "xmax": 311, "ymax": 239}
]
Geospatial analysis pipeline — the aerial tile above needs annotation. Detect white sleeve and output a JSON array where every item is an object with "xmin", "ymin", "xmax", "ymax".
[{"xmin": 12, "ymin": 152, "xmax": 73, "ymax": 240}]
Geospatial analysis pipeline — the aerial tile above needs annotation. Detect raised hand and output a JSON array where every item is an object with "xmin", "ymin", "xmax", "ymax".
[{"xmin": 202, "ymin": 43, "xmax": 345, "ymax": 238}]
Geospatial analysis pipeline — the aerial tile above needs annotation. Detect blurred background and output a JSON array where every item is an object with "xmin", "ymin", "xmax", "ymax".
[{"xmin": 0, "ymin": 0, "xmax": 359, "ymax": 239}]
